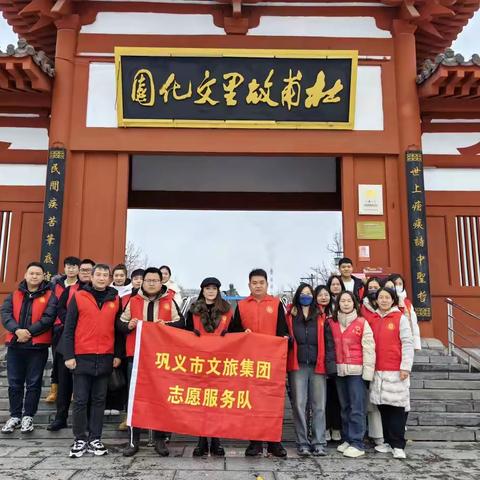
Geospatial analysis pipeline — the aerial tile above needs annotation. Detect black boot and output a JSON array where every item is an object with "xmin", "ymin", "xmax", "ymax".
[
  {"xmin": 154, "ymin": 438, "xmax": 169, "ymax": 457},
  {"xmin": 210, "ymin": 437, "xmax": 225, "ymax": 457},
  {"xmin": 193, "ymin": 437, "xmax": 209, "ymax": 457},
  {"xmin": 245, "ymin": 441, "xmax": 263, "ymax": 457},
  {"xmin": 267, "ymin": 442, "xmax": 287, "ymax": 458},
  {"xmin": 123, "ymin": 439, "xmax": 139, "ymax": 457},
  {"xmin": 47, "ymin": 419, "xmax": 67, "ymax": 431}
]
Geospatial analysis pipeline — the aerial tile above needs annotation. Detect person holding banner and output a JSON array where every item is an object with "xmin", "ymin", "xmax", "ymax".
[
  {"xmin": 63, "ymin": 264, "xmax": 123, "ymax": 458},
  {"xmin": 286, "ymin": 283, "xmax": 336, "ymax": 457},
  {"xmin": 183, "ymin": 277, "xmax": 232, "ymax": 457},
  {"xmin": 117, "ymin": 267, "xmax": 183, "ymax": 458},
  {"xmin": 329, "ymin": 291, "xmax": 375, "ymax": 458},
  {"xmin": 229, "ymin": 268, "xmax": 289, "ymax": 458}
]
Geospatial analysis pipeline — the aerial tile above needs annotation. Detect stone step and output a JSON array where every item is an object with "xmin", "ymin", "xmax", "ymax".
[
  {"xmin": 408, "ymin": 412, "xmax": 480, "ymax": 427},
  {"xmin": 411, "ymin": 400, "xmax": 480, "ymax": 413},
  {"xmin": 414, "ymin": 355, "xmax": 459, "ymax": 364},
  {"xmin": 405, "ymin": 426, "xmax": 479, "ymax": 442},
  {"xmin": 410, "ymin": 379, "xmax": 480, "ymax": 390},
  {"xmin": 410, "ymin": 389, "xmax": 480, "ymax": 400},
  {"xmin": 412, "ymin": 363, "xmax": 469, "ymax": 372}
]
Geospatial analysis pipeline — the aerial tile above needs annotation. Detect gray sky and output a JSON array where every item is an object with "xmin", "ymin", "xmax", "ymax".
[{"xmin": 0, "ymin": 11, "xmax": 478, "ymax": 292}]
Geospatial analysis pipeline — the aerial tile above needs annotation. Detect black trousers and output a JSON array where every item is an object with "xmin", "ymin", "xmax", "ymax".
[
  {"xmin": 377, "ymin": 404, "xmax": 407, "ymax": 449},
  {"xmin": 326, "ymin": 377, "xmax": 342, "ymax": 431},
  {"xmin": 72, "ymin": 373, "xmax": 109, "ymax": 441},
  {"xmin": 54, "ymin": 353, "xmax": 73, "ymax": 423},
  {"xmin": 50, "ymin": 348, "xmax": 60, "ymax": 384}
]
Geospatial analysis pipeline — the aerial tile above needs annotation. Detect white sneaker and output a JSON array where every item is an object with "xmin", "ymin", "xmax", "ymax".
[
  {"xmin": 331, "ymin": 429, "xmax": 342, "ymax": 442},
  {"xmin": 87, "ymin": 439, "xmax": 108, "ymax": 456},
  {"xmin": 110, "ymin": 409, "xmax": 120, "ymax": 416},
  {"xmin": 325, "ymin": 430, "xmax": 331, "ymax": 442},
  {"xmin": 20, "ymin": 416, "xmax": 34, "ymax": 433},
  {"xmin": 393, "ymin": 448, "xmax": 406, "ymax": 459},
  {"xmin": 343, "ymin": 446, "xmax": 365, "ymax": 458},
  {"xmin": 1, "ymin": 417, "xmax": 21, "ymax": 433},
  {"xmin": 337, "ymin": 442, "xmax": 350, "ymax": 453},
  {"xmin": 69, "ymin": 440, "xmax": 87, "ymax": 458},
  {"xmin": 375, "ymin": 443, "xmax": 392, "ymax": 453},
  {"xmin": 104, "ymin": 410, "xmax": 111, "ymax": 416}
]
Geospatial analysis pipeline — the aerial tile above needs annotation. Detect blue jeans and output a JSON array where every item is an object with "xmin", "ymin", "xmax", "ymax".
[
  {"xmin": 335, "ymin": 375, "xmax": 366, "ymax": 450},
  {"xmin": 288, "ymin": 365, "xmax": 326, "ymax": 448},
  {"xmin": 7, "ymin": 347, "xmax": 48, "ymax": 418}
]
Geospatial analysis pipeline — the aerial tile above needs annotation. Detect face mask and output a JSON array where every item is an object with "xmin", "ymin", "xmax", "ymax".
[
  {"xmin": 396, "ymin": 286, "xmax": 406, "ymax": 298},
  {"xmin": 367, "ymin": 291, "xmax": 377, "ymax": 302},
  {"xmin": 299, "ymin": 294, "xmax": 314, "ymax": 306}
]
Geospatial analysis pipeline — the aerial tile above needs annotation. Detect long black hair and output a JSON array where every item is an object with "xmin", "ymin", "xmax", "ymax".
[
  {"xmin": 388, "ymin": 273, "xmax": 406, "ymax": 292},
  {"xmin": 314, "ymin": 284, "xmax": 333, "ymax": 317},
  {"xmin": 326, "ymin": 275, "xmax": 345, "ymax": 296},
  {"xmin": 291, "ymin": 283, "xmax": 318, "ymax": 319}
]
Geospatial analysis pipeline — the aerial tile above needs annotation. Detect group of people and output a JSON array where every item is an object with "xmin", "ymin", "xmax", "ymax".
[{"xmin": 0, "ymin": 255, "xmax": 420, "ymax": 461}]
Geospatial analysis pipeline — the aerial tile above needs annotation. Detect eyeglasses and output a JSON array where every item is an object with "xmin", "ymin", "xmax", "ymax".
[{"xmin": 144, "ymin": 279, "xmax": 161, "ymax": 284}]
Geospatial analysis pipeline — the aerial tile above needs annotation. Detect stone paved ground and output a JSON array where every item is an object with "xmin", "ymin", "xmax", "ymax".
[{"xmin": 0, "ymin": 438, "xmax": 478, "ymax": 480}]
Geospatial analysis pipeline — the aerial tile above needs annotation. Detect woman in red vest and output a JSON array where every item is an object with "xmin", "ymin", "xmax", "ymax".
[
  {"xmin": 286, "ymin": 283, "xmax": 336, "ymax": 457},
  {"xmin": 184, "ymin": 277, "xmax": 232, "ymax": 457},
  {"xmin": 360, "ymin": 277, "xmax": 385, "ymax": 448},
  {"xmin": 369, "ymin": 287, "xmax": 414, "ymax": 459},
  {"xmin": 385, "ymin": 275, "xmax": 422, "ymax": 351},
  {"xmin": 361, "ymin": 277, "xmax": 382, "ymax": 325},
  {"xmin": 329, "ymin": 291, "xmax": 375, "ymax": 458},
  {"xmin": 314, "ymin": 285, "xmax": 341, "ymax": 443}
]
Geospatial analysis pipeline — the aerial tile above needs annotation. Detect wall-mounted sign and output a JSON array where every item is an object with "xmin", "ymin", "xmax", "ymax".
[
  {"xmin": 40, "ymin": 148, "xmax": 66, "ymax": 282},
  {"xmin": 358, "ymin": 245, "xmax": 371, "ymax": 261},
  {"xmin": 115, "ymin": 47, "xmax": 358, "ymax": 129},
  {"xmin": 357, "ymin": 221, "xmax": 386, "ymax": 240},
  {"xmin": 358, "ymin": 184, "xmax": 383, "ymax": 215},
  {"xmin": 405, "ymin": 151, "xmax": 432, "ymax": 321}
]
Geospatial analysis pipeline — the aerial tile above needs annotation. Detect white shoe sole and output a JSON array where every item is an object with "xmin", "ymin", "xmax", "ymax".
[
  {"xmin": 343, "ymin": 450, "xmax": 365, "ymax": 458},
  {"xmin": 69, "ymin": 450, "xmax": 86, "ymax": 458},
  {"xmin": 88, "ymin": 449, "xmax": 108, "ymax": 456},
  {"xmin": 20, "ymin": 427, "xmax": 34, "ymax": 433}
]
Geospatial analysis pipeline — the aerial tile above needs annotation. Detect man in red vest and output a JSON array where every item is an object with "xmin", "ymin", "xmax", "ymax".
[
  {"xmin": 117, "ymin": 267, "xmax": 183, "ymax": 457},
  {"xmin": 1, "ymin": 262, "xmax": 57, "ymax": 434},
  {"xmin": 63, "ymin": 264, "xmax": 122, "ymax": 458},
  {"xmin": 46, "ymin": 256, "xmax": 81, "ymax": 404},
  {"xmin": 229, "ymin": 268, "xmax": 289, "ymax": 458},
  {"xmin": 47, "ymin": 258, "xmax": 95, "ymax": 431}
]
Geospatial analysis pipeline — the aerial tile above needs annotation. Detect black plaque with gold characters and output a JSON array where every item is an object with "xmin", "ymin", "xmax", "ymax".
[
  {"xmin": 405, "ymin": 150, "xmax": 431, "ymax": 321},
  {"xmin": 115, "ymin": 48, "xmax": 358, "ymax": 129},
  {"xmin": 40, "ymin": 148, "xmax": 66, "ymax": 282}
]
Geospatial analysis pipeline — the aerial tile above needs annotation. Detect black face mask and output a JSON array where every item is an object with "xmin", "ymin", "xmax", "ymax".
[{"xmin": 367, "ymin": 291, "xmax": 377, "ymax": 302}]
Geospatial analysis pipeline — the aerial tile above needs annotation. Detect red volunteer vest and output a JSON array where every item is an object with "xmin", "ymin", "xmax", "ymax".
[
  {"xmin": 372, "ymin": 310, "xmax": 402, "ymax": 371},
  {"xmin": 54, "ymin": 283, "xmax": 65, "ymax": 300},
  {"xmin": 54, "ymin": 283, "xmax": 80, "ymax": 327},
  {"xmin": 192, "ymin": 310, "xmax": 233, "ymax": 336},
  {"xmin": 286, "ymin": 311, "xmax": 327, "ymax": 374},
  {"xmin": 360, "ymin": 304, "xmax": 379, "ymax": 326},
  {"xmin": 329, "ymin": 317, "xmax": 365, "ymax": 366},
  {"xmin": 6, "ymin": 290, "xmax": 53, "ymax": 346},
  {"xmin": 73, "ymin": 290, "xmax": 119, "ymax": 355},
  {"xmin": 125, "ymin": 293, "xmax": 175, "ymax": 357},
  {"xmin": 237, "ymin": 295, "xmax": 280, "ymax": 336}
]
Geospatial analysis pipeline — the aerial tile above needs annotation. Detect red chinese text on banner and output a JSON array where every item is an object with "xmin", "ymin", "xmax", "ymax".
[{"xmin": 128, "ymin": 322, "xmax": 288, "ymax": 442}]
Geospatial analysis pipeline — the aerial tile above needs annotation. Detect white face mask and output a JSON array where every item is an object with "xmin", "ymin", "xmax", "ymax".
[{"xmin": 396, "ymin": 286, "xmax": 406, "ymax": 298}]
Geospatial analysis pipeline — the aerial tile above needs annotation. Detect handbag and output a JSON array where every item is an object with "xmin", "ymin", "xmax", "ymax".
[{"xmin": 108, "ymin": 367, "xmax": 126, "ymax": 391}]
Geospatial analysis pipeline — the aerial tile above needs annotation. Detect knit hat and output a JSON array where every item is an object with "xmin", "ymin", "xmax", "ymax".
[{"xmin": 200, "ymin": 277, "xmax": 221, "ymax": 289}]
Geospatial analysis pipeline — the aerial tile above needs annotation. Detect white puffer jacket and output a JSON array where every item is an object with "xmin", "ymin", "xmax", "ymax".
[{"xmin": 370, "ymin": 308, "xmax": 414, "ymax": 410}]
